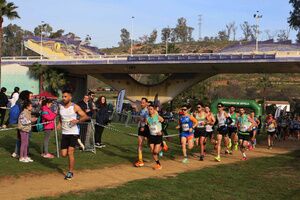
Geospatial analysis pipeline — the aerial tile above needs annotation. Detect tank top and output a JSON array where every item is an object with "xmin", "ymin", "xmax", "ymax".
[
  {"xmin": 180, "ymin": 115, "xmax": 193, "ymax": 132},
  {"xmin": 217, "ymin": 112, "xmax": 226, "ymax": 127},
  {"xmin": 229, "ymin": 112, "xmax": 237, "ymax": 127},
  {"xmin": 238, "ymin": 114, "xmax": 251, "ymax": 132},
  {"xmin": 267, "ymin": 120, "xmax": 276, "ymax": 132},
  {"xmin": 138, "ymin": 107, "xmax": 148, "ymax": 128},
  {"xmin": 59, "ymin": 103, "xmax": 79, "ymax": 135},
  {"xmin": 147, "ymin": 114, "xmax": 162, "ymax": 136},
  {"xmin": 195, "ymin": 112, "xmax": 206, "ymax": 128}
]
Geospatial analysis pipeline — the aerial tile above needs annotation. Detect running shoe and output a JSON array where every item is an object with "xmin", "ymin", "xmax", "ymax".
[
  {"xmin": 64, "ymin": 171, "xmax": 73, "ymax": 180},
  {"xmin": 267, "ymin": 146, "xmax": 272, "ymax": 150},
  {"xmin": 227, "ymin": 139, "xmax": 232, "ymax": 149},
  {"xmin": 19, "ymin": 158, "xmax": 29, "ymax": 163},
  {"xmin": 134, "ymin": 160, "xmax": 145, "ymax": 167},
  {"xmin": 182, "ymin": 158, "xmax": 189, "ymax": 164},
  {"xmin": 225, "ymin": 150, "xmax": 232, "ymax": 154},
  {"xmin": 241, "ymin": 157, "xmax": 247, "ymax": 161},
  {"xmin": 162, "ymin": 141, "xmax": 169, "ymax": 152},
  {"xmin": 26, "ymin": 157, "xmax": 34, "ymax": 162},
  {"xmin": 153, "ymin": 164, "xmax": 162, "ymax": 170},
  {"xmin": 43, "ymin": 153, "xmax": 55, "ymax": 159},
  {"xmin": 199, "ymin": 155, "xmax": 204, "ymax": 161},
  {"xmin": 214, "ymin": 156, "xmax": 221, "ymax": 162},
  {"xmin": 11, "ymin": 152, "xmax": 19, "ymax": 158}
]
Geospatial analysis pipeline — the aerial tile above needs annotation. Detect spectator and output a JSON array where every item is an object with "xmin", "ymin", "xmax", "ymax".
[
  {"xmin": 77, "ymin": 95, "xmax": 92, "ymax": 145},
  {"xmin": 88, "ymin": 91, "xmax": 96, "ymax": 116},
  {"xmin": 10, "ymin": 87, "xmax": 20, "ymax": 107},
  {"xmin": 41, "ymin": 99, "xmax": 57, "ymax": 158},
  {"xmin": 18, "ymin": 100, "xmax": 37, "ymax": 163},
  {"xmin": 0, "ymin": 87, "xmax": 8, "ymax": 127},
  {"xmin": 95, "ymin": 96, "xmax": 109, "ymax": 148}
]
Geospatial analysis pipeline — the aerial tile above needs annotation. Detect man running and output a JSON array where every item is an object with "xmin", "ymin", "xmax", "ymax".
[
  {"xmin": 57, "ymin": 89, "xmax": 90, "ymax": 180},
  {"xmin": 237, "ymin": 108, "xmax": 256, "ymax": 160},
  {"xmin": 193, "ymin": 103, "xmax": 207, "ymax": 160},
  {"xmin": 249, "ymin": 111, "xmax": 260, "ymax": 149},
  {"xmin": 135, "ymin": 97, "xmax": 149, "ymax": 167},
  {"xmin": 176, "ymin": 105, "xmax": 197, "ymax": 164},
  {"xmin": 266, "ymin": 114, "xmax": 277, "ymax": 149},
  {"xmin": 215, "ymin": 103, "xmax": 232, "ymax": 162},
  {"xmin": 228, "ymin": 106, "xmax": 239, "ymax": 152},
  {"xmin": 146, "ymin": 103, "xmax": 164, "ymax": 170}
]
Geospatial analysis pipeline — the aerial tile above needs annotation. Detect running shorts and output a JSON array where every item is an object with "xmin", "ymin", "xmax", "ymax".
[
  {"xmin": 148, "ymin": 135, "xmax": 163, "ymax": 145},
  {"xmin": 180, "ymin": 132, "xmax": 194, "ymax": 141},
  {"xmin": 217, "ymin": 126, "xmax": 228, "ymax": 136},
  {"xmin": 138, "ymin": 125, "xmax": 150, "ymax": 137},
  {"xmin": 194, "ymin": 127, "xmax": 206, "ymax": 138},
  {"xmin": 61, "ymin": 134, "xmax": 78, "ymax": 149},
  {"xmin": 238, "ymin": 132, "xmax": 250, "ymax": 141}
]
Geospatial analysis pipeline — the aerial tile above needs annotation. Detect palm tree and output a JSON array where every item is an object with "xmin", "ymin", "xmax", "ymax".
[{"xmin": 0, "ymin": 1, "xmax": 20, "ymax": 84}]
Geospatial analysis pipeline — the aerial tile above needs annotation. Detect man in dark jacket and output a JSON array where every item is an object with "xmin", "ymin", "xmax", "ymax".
[
  {"xmin": 77, "ymin": 95, "xmax": 92, "ymax": 146},
  {"xmin": 0, "ymin": 87, "xmax": 8, "ymax": 127},
  {"xmin": 95, "ymin": 96, "xmax": 109, "ymax": 148}
]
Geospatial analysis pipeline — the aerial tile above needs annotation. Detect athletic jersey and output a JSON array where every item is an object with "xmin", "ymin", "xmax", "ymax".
[
  {"xmin": 229, "ymin": 112, "xmax": 237, "ymax": 127},
  {"xmin": 179, "ymin": 115, "xmax": 197, "ymax": 133},
  {"xmin": 217, "ymin": 111, "xmax": 227, "ymax": 127},
  {"xmin": 266, "ymin": 120, "xmax": 276, "ymax": 132},
  {"xmin": 238, "ymin": 114, "xmax": 252, "ymax": 133},
  {"xmin": 205, "ymin": 113, "xmax": 214, "ymax": 132},
  {"xmin": 194, "ymin": 112, "xmax": 206, "ymax": 128},
  {"xmin": 138, "ymin": 107, "xmax": 149, "ymax": 128},
  {"xmin": 59, "ymin": 103, "xmax": 79, "ymax": 135},
  {"xmin": 147, "ymin": 114, "xmax": 162, "ymax": 136}
]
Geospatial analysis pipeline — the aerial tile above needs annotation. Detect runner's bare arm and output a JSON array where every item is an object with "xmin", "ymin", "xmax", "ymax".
[
  {"xmin": 74, "ymin": 104, "xmax": 90, "ymax": 123},
  {"xmin": 158, "ymin": 115, "xmax": 164, "ymax": 123},
  {"xmin": 190, "ymin": 115, "xmax": 198, "ymax": 129}
]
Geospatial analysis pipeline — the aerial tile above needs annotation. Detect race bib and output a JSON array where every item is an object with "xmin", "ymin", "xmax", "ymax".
[
  {"xmin": 182, "ymin": 123, "xmax": 190, "ymax": 132},
  {"xmin": 206, "ymin": 125, "xmax": 213, "ymax": 132},
  {"xmin": 197, "ymin": 121, "xmax": 205, "ymax": 128},
  {"xmin": 149, "ymin": 124, "xmax": 159, "ymax": 135},
  {"xmin": 240, "ymin": 124, "xmax": 249, "ymax": 132}
]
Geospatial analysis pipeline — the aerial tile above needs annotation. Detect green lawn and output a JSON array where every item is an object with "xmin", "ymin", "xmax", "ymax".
[
  {"xmin": 0, "ymin": 122, "xmax": 186, "ymax": 178},
  {"xmin": 36, "ymin": 150, "xmax": 300, "ymax": 200}
]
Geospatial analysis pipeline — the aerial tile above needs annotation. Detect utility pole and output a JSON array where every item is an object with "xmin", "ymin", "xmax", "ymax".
[
  {"xmin": 198, "ymin": 15, "xmax": 202, "ymax": 41},
  {"xmin": 130, "ymin": 16, "xmax": 135, "ymax": 56},
  {"xmin": 254, "ymin": 11, "xmax": 262, "ymax": 52}
]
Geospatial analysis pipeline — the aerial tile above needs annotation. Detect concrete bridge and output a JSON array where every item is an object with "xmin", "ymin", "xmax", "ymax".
[{"xmin": 2, "ymin": 52, "xmax": 300, "ymax": 103}]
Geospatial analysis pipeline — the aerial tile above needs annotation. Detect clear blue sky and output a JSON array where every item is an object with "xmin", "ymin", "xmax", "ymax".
[{"xmin": 5, "ymin": 0, "xmax": 296, "ymax": 48}]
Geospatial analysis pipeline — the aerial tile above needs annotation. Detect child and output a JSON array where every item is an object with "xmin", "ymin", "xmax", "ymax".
[
  {"xmin": 41, "ymin": 99, "xmax": 57, "ymax": 158},
  {"xmin": 18, "ymin": 100, "xmax": 37, "ymax": 163}
]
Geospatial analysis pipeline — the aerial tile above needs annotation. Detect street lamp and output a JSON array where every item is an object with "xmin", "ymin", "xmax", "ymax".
[
  {"xmin": 40, "ymin": 21, "xmax": 45, "ymax": 59},
  {"xmin": 130, "ymin": 16, "xmax": 135, "ymax": 56},
  {"xmin": 253, "ymin": 11, "xmax": 262, "ymax": 52}
]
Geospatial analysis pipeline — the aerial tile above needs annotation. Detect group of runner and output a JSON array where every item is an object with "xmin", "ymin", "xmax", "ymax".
[{"xmin": 134, "ymin": 99, "xmax": 268, "ymax": 170}]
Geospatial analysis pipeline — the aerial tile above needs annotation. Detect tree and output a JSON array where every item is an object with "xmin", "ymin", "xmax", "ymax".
[
  {"xmin": 49, "ymin": 29, "xmax": 64, "ymax": 38},
  {"xmin": 0, "ymin": 0, "xmax": 20, "ymax": 84},
  {"xmin": 29, "ymin": 62, "xmax": 66, "ymax": 95},
  {"xmin": 217, "ymin": 30, "xmax": 229, "ymax": 41},
  {"xmin": 34, "ymin": 23, "xmax": 53, "ymax": 37},
  {"xmin": 148, "ymin": 29, "xmax": 157, "ymax": 44},
  {"xmin": 264, "ymin": 29, "xmax": 275, "ymax": 40},
  {"xmin": 173, "ymin": 17, "xmax": 194, "ymax": 42},
  {"xmin": 277, "ymin": 29, "xmax": 289, "ymax": 42},
  {"xmin": 226, "ymin": 22, "xmax": 236, "ymax": 40},
  {"xmin": 297, "ymin": 31, "xmax": 300, "ymax": 43},
  {"xmin": 119, "ymin": 28, "xmax": 130, "ymax": 47},
  {"xmin": 240, "ymin": 21, "xmax": 253, "ymax": 41},
  {"xmin": 232, "ymin": 22, "xmax": 238, "ymax": 41},
  {"xmin": 161, "ymin": 27, "xmax": 171, "ymax": 42},
  {"xmin": 288, "ymin": 0, "xmax": 300, "ymax": 30}
]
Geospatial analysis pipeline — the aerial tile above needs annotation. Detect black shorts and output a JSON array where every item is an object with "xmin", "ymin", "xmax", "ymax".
[
  {"xmin": 149, "ymin": 135, "xmax": 163, "ymax": 145},
  {"xmin": 267, "ymin": 131, "xmax": 276, "ymax": 136},
  {"xmin": 217, "ymin": 126, "xmax": 228, "ymax": 136},
  {"xmin": 61, "ymin": 134, "xmax": 78, "ymax": 149},
  {"xmin": 206, "ymin": 131, "xmax": 213, "ymax": 139},
  {"xmin": 238, "ymin": 132, "xmax": 251, "ymax": 141},
  {"xmin": 228, "ymin": 126, "xmax": 237, "ymax": 137},
  {"xmin": 138, "ymin": 126, "xmax": 150, "ymax": 137},
  {"xmin": 194, "ymin": 127, "xmax": 206, "ymax": 138}
]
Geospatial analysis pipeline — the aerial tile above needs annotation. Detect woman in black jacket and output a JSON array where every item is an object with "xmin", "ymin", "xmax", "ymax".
[{"xmin": 95, "ymin": 96, "xmax": 109, "ymax": 148}]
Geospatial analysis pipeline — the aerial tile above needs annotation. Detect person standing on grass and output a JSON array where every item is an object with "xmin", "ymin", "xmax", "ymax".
[
  {"xmin": 94, "ymin": 96, "xmax": 109, "ymax": 148},
  {"xmin": 0, "ymin": 87, "xmax": 8, "ymax": 128},
  {"xmin": 237, "ymin": 108, "xmax": 257, "ymax": 161},
  {"xmin": 135, "ymin": 97, "xmax": 150, "ymax": 167},
  {"xmin": 57, "ymin": 89, "xmax": 89, "ymax": 180},
  {"xmin": 266, "ymin": 114, "xmax": 277, "ymax": 149},
  {"xmin": 146, "ymin": 103, "xmax": 164, "ymax": 170},
  {"xmin": 10, "ymin": 87, "xmax": 20, "ymax": 107},
  {"xmin": 18, "ymin": 100, "xmax": 37, "ymax": 163},
  {"xmin": 41, "ymin": 99, "xmax": 57, "ymax": 159},
  {"xmin": 176, "ymin": 105, "xmax": 198, "ymax": 164}
]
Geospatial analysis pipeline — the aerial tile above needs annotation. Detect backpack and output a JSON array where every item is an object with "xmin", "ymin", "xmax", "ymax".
[
  {"xmin": 34, "ymin": 111, "xmax": 48, "ymax": 132},
  {"xmin": 9, "ymin": 103, "xmax": 21, "ymax": 125}
]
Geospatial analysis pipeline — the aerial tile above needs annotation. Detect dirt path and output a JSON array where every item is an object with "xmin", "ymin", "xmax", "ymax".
[{"xmin": 0, "ymin": 141, "xmax": 299, "ymax": 200}]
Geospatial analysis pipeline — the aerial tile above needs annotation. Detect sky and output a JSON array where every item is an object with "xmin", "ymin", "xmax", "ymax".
[{"xmin": 5, "ymin": 0, "xmax": 297, "ymax": 48}]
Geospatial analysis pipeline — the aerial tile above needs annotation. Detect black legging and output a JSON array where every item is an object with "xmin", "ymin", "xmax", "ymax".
[
  {"xmin": 94, "ymin": 125, "xmax": 105, "ymax": 144},
  {"xmin": 0, "ymin": 109, "xmax": 6, "ymax": 126}
]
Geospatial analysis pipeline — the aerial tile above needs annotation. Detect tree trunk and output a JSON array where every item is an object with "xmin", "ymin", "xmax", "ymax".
[{"xmin": 0, "ymin": 17, "xmax": 3, "ymax": 88}]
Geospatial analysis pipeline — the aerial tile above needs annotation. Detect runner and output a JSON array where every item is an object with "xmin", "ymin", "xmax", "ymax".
[
  {"xmin": 176, "ymin": 105, "xmax": 197, "ymax": 164},
  {"xmin": 266, "ymin": 114, "xmax": 277, "ymax": 149},
  {"xmin": 249, "ymin": 111, "xmax": 260, "ymax": 149},
  {"xmin": 215, "ymin": 103, "xmax": 232, "ymax": 162},
  {"xmin": 146, "ymin": 103, "xmax": 164, "ymax": 170},
  {"xmin": 228, "ymin": 106, "xmax": 239, "ymax": 152},
  {"xmin": 57, "ymin": 89, "xmax": 90, "ymax": 180},
  {"xmin": 294, "ymin": 116, "xmax": 300, "ymax": 140},
  {"xmin": 134, "ymin": 97, "xmax": 149, "ymax": 167},
  {"xmin": 202, "ymin": 105, "xmax": 216, "ymax": 161},
  {"xmin": 193, "ymin": 103, "xmax": 207, "ymax": 160},
  {"xmin": 237, "ymin": 108, "xmax": 257, "ymax": 160}
]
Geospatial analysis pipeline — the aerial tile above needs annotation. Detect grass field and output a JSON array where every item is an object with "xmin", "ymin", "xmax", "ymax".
[{"xmin": 34, "ymin": 149, "xmax": 300, "ymax": 200}]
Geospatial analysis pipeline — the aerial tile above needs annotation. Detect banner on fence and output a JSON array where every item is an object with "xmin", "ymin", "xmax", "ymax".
[{"xmin": 116, "ymin": 89, "xmax": 125, "ymax": 113}]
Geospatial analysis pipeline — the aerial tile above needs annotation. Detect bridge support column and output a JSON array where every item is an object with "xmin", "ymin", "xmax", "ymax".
[{"xmin": 92, "ymin": 73, "xmax": 215, "ymax": 103}]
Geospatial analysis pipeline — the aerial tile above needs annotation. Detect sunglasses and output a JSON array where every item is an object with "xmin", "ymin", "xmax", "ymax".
[
  {"xmin": 217, "ymin": 106, "xmax": 222, "ymax": 108},
  {"xmin": 181, "ymin": 108, "xmax": 187, "ymax": 111},
  {"xmin": 197, "ymin": 106, "xmax": 201, "ymax": 108}
]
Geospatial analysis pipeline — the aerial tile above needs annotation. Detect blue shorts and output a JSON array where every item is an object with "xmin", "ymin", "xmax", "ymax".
[{"xmin": 180, "ymin": 132, "xmax": 194, "ymax": 140}]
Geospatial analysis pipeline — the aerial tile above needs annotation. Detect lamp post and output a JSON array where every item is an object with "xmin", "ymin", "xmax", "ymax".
[
  {"xmin": 40, "ymin": 21, "xmax": 45, "ymax": 59},
  {"xmin": 130, "ymin": 16, "xmax": 135, "ymax": 56},
  {"xmin": 254, "ymin": 11, "xmax": 262, "ymax": 52}
]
